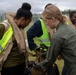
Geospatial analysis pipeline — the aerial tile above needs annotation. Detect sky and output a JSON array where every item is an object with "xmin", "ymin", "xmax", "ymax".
[{"xmin": 0, "ymin": 0, "xmax": 76, "ymax": 13}]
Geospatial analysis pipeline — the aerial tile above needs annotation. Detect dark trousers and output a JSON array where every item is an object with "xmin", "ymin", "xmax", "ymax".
[{"xmin": 1, "ymin": 63, "xmax": 25, "ymax": 75}]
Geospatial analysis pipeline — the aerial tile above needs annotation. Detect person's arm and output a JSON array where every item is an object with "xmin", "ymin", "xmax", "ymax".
[
  {"xmin": 0, "ymin": 24, "xmax": 5, "ymax": 39},
  {"xmin": 38, "ymin": 37, "xmax": 62, "ymax": 71},
  {"xmin": 27, "ymin": 20, "xmax": 42, "ymax": 50}
]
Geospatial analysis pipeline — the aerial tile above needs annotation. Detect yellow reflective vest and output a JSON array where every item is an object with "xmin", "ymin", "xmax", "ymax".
[
  {"xmin": 0, "ymin": 20, "xmax": 13, "ymax": 53},
  {"xmin": 38, "ymin": 19, "xmax": 50, "ymax": 50}
]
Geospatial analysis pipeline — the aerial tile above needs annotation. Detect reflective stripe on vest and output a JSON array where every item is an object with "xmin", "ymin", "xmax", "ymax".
[
  {"xmin": 38, "ymin": 19, "xmax": 50, "ymax": 48},
  {"xmin": 0, "ymin": 21, "xmax": 13, "ymax": 53}
]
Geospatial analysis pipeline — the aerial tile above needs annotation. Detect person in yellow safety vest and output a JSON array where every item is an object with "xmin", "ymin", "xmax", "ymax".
[
  {"xmin": 27, "ymin": 3, "xmax": 53, "ymax": 52},
  {"xmin": 0, "ymin": 3, "xmax": 32, "ymax": 75},
  {"xmin": 27, "ymin": 4, "xmax": 52, "ymax": 63}
]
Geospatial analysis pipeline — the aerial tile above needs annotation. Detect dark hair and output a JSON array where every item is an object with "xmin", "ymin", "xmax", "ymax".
[
  {"xmin": 45, "ymin": 3, "xmax": 52, "ymax": 9},
  {"xmin": 69, "ymin": 11, "xmax": 76, "ymax": 19},
  {"xmin": 15, "ymin": 2, "xmax": 32, "ymax": 20},
  {"xmin": 21, "ymin": 3, "xmax": 31, "ymax": 10}
]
